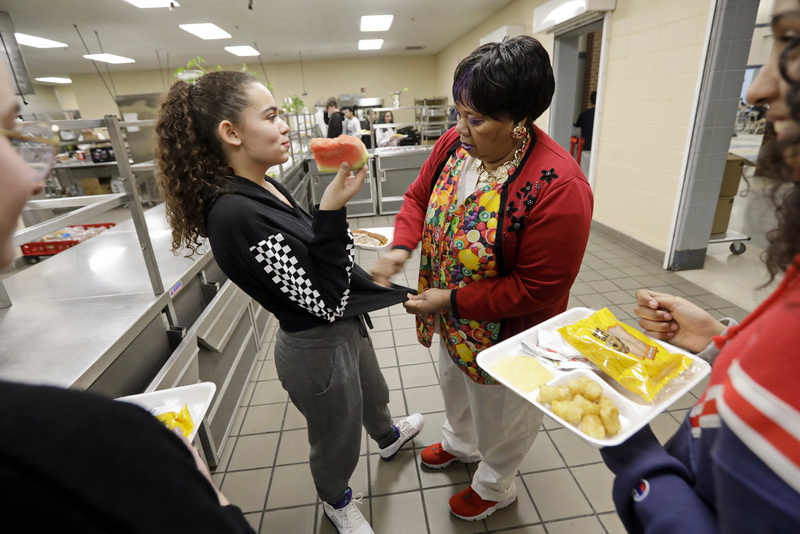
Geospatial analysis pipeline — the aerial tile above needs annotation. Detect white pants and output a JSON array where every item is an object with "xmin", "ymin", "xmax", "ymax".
[{"xmin": 438, "ymin": 343, "xmax": 544, "ymax": 502}]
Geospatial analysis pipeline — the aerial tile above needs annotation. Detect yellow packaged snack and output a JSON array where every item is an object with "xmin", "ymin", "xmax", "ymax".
[
  {"xmin": 155, "ymin": 403, "xmax": 194, "ymax": 438},
  {"xmin": 557, "ymin": 308, "xmax": 692, "ymax": 402}
]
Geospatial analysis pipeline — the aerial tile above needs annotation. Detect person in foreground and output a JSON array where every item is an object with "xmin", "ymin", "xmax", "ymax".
[
  {"xmin": 0, "ymin": 68, "xmax": 254, "ymax": 532},
  {"xmin": 154, "ymin": 70, "xmax": 423, "ymax": 534},
  {"xmin": 600, "ymin": 1, "xmax": 800, "ymax": 531},
  {"xmin": 373, "ymin": 36, "xmax": 593, "ymax": 521}
]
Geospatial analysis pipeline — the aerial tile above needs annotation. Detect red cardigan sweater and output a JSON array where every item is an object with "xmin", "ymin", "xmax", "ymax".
[{"xmin": 393, "ymin": 126, "xmax": 594, "ymax": 343}]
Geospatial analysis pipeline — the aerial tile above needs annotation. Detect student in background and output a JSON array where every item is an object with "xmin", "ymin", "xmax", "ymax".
[
  {"xmin": 376, "ymin": 110, "xmax": 400, "ymax": 147},
  {"xmin": 324, "ymin": 98, "xmax": 344, "ymax": 138},
  {"xmin": 573, "ymin": 90, "xmax": 596, "ymax": 175},
  {"xmin": 343, "ymin": 107, "xmax": 360, "ymax": 136}
]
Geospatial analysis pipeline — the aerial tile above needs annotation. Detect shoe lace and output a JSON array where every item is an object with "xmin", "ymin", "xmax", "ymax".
[
  {"xmin": 341, "ymin": 493, "xmax": 367, "ymax": 530},
  {"xmin": 397, "ymin": 418, "xmax": 415, "ymax": 437}
]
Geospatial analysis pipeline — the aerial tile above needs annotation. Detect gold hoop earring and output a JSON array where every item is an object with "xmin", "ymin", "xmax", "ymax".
[{"xmin": 512, "ymin": 124, "xmax": 527, "ymax": 139}]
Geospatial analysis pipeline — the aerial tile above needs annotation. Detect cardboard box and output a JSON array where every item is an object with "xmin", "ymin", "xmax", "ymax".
[
  {"xmin": 80, "ymin": 177, "xmax": 112, "ymax": 195},
  {"xmin": 720, "ymin": 153, "xmax": 755, "ymax": 197},
  {"xmin": 711, "ymin": 195, "xmax": 735, "ymax": 235}
]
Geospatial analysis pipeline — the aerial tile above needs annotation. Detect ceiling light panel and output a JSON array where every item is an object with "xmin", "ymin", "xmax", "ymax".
[
  {"xmin": 179, "ymin": 23, "xmax": 231, "ymax": 40},
  {"xmin": 14, "ymin": 33, "xmax": 68, "ymax": 48},
  {"xmin": 360, "ymin": 15, "xmax": 393, "ymax": 32},
  {"xmin": 358, "ymin": 39, "xmax": 384, "ymax": 50},
  {"xmin": 35, "ymin": 77, "xmax": 72, "ymax": 84},
  {"xmin": 122, "ymin": 0, "xmax": 180, "ymax": 7},
  {"xmin": 83, "ymin": 53, "xmax": 136, "ymax": 64},
  {"xmin": 225, "ymin": 45, "xmax": 259, "ymax": 57}
]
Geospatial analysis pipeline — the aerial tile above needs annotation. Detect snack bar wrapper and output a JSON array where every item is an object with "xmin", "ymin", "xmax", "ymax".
[
  {"xmin": 153, "ymin": 402, "xmax": 194, "ymax": 438},
  {"xmin": 557, "ymin": 308, "xmax": 692, "ymax": 402}
]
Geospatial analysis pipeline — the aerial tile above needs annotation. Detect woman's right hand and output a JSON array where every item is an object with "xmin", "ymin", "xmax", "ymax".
[
  {"xmin": 319, "ymin": 162, "xmax": 368, "ymax": 211},
  {"xmin": 634, "ymin": 289, "xmax": 726, "ymax": 354},
  {"xmin": 372, "ymin": 248, "xmax": 411, "ymax": 287}
]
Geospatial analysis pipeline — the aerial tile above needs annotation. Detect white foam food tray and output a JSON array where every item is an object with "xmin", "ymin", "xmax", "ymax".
[
  {"xmin": 116, "ymin": 382, "xmax": 216, "ymax": 441},
  {"xmin": 352, "ymin": 226, "xmax": 394, "ymax": 250},
  {"xmin": 476, "ymin": 307, "xmax": 711, "ymax": 447}
]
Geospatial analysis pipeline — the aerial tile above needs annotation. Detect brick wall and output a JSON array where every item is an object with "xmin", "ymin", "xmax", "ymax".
[{"xmin": 581, "ymin": 30, "xmax": 602, "ymax": 109}]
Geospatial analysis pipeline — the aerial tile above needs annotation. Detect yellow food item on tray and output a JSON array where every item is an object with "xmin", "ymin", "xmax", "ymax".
[
  {"xmin": 558, "ymin": 308, "xmax": 692, "ymax": 402},
  {"xmin": 491, "ymin": 355, "xmax": 554, "ymax": 393},
  {"xmin": 540, "ymin": 376, "xmax": 622, "ymax": 438},
  {"xmin": 155, "ymin": 403, "xmax": 194, "ymax": 438}
]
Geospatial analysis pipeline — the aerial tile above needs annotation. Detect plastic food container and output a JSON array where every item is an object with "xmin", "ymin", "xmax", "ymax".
[
  {"xmin": 116, "ymin": 382, "xmax": 216, "ymax": 441},
  {"xmin": 477, "ymin": 307, "xmax": 711, "ymax": 447},
  {"xmin": 352, "ymin": 226, "xmax": 393, "ymax": 250}
]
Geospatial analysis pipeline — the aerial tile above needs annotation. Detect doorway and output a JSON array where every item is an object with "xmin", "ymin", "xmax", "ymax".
[{"xmin": 549, "ymin": 19, "xmax": 604, "ymax": 183}]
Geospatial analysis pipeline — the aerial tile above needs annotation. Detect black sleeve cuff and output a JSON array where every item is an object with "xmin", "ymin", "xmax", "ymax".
[
  {"xmin": 450, "ymin": 288, "xmax": 460, "ymax": 318},
  {"xmin": 392, "ymin": 245, "xmax": 412, "ymax": 252},
  {"xmin": 312, "ymin": 205, "xmax": 348, "ymax": 233}
]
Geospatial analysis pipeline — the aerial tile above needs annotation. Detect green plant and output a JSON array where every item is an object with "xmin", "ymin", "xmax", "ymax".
[
  {"xmin": 174, "ymin": 56, "xmax": 274, "ymax": 92},
  {"xmin": 281, "ymin": 93, "xmax": 305, "ymax": 114}
]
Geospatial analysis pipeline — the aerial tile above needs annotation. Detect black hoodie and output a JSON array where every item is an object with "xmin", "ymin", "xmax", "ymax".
[{"xmin": 205, "ymin": 175, "xmax": 411, "ymax": 332}]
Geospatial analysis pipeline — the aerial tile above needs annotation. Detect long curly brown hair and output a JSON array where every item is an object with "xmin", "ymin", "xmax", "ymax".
[
  {"xmin": 155, "ymin": 70, "xmax": 258, "ymax": 256},
  {"xmin": 757, "ymin": 74, "xmax": 800, "ymax": 283}
]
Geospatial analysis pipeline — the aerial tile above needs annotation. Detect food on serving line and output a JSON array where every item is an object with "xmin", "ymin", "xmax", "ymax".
[
  {"xmin": 309, "ymin": 135, "xmax": 369, "ymax": 173},
  {"xmin": 154, "ymin": 403, "xmax": 194, "ymax": 438},
  {"xmin": 539, "ymin": 376, "xmax": 621, "ymax": 439},
  {"xmin": 558, "ymin": 307, "xmax": 692, "ymax": 402},
  {"xmin": 490, "ymin": 355, "xmax": 554, "ymax": 393},
  {"xmin": 352, "ymin": 230, "xmax": 386, "ymax": 247}
]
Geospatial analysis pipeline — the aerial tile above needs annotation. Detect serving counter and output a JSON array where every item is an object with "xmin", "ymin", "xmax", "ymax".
[{"xmin": 1, "ymin": 150, "xmax": 311, "ymax": 466}]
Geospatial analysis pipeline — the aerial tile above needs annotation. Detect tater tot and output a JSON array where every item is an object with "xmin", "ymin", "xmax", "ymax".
[
  {"xmin": 571, "ymin": 394, "xmax": 600, "ymax": 415},
  {"xmin": 539, "ymin": 384, "xmax": 571, "ymax": 403},
  {"xmin": 599, "ymin": 402, "xmax": 622, "ymax": 436},
  {"xmin": 582, "ymin": 380, "xmax": 603, "ymax": 402},
  {"xmin": 551, "ymin": 399, "xmax": 584, "ymax": 424},
  {"xmin": 581, "ymin": 414, "xmax": 606, "ymax": 439},
  {"xmin": 567, "ymin": 376, "xmax": 591, "ymax": 395}
]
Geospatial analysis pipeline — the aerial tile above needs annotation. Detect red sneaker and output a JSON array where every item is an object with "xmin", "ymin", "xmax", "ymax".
[
  {"xmin": 448, "ymin": 486, "xmax": 516, "ymax": 521},
  {"xmin": 420, "ymin": 442, "xmax": 480, "ymax": 469}
]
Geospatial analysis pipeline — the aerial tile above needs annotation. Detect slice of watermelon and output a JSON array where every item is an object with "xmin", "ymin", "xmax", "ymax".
[{"xmin": 310, "ymin": 135, "xmax": 369, "ymax": 173}]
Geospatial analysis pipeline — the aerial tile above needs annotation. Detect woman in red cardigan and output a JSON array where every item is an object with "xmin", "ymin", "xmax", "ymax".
[{"xmin": 373, "ymin": 36, "xmax": 594, "ymax": 521}]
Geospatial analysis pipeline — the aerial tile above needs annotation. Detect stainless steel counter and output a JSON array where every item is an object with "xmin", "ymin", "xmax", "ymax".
[
  {"xmin": 1, "ymin": 155, "xmax": 309, "ymax": 393},
  {"xmin": 0, "ymin": 204, "xmax": 210, "ymax": 389}
]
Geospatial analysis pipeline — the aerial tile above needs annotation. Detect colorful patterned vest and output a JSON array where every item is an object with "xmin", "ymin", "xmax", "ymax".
[{"xmin": 415, "ymin": 146, "xmax": 517, "ymax": 384}]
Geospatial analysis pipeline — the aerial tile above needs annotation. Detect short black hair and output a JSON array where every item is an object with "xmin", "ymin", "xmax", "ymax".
[
  {"xmin": 452, "ymin": 36, "xmax": 554, "ymax": 124},
  {"xmin": 590, "ymin": 91, "xmax": 597, "ymax": 105}
]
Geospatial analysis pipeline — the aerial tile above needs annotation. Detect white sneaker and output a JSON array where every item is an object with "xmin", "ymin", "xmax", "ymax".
[
  {"xmin": 378, "ymin": 413, "xmax": 425, "ymax": 460},
  {"xmin": 322, "ymin": 492, "xmax": 374, "ymax": 534}
]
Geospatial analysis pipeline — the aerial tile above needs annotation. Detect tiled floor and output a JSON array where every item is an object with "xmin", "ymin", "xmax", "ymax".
[{"xmin": 211, "ymin": 213, "xmax": 747, "ymax": 534}]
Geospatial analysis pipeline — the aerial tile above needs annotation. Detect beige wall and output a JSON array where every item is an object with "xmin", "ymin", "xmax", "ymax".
[
  {"xmin": 58, "ymin": 56, "xmax": 440, "ymax": 121},
  {"xmin": 435, "ymin": 0, "xmax": 554, "ymax": 129},
  {"xmin": 593, "ymin": 0, "xmax": 712, "ymax": 251}
]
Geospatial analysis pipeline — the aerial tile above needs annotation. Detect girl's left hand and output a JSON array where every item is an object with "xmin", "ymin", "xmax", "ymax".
[{"xmin": 403, "ymin": 288, "xmax": 452, "ymax": 315}]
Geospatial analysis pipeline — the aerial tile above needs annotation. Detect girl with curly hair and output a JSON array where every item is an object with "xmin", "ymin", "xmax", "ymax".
[{"xmin": 155, "ymin": 70, "xmax": 423, "ymax": 534}]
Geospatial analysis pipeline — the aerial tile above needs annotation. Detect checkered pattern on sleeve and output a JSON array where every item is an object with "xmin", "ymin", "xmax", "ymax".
[{"xmin": 249, "ymin": 232, "xmax": 354, "ymax": 322}]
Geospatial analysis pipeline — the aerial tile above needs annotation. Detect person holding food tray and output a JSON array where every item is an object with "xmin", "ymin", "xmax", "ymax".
[
  {"xmin": 0, "ymin": 66, "xmax": 255, "ymax": 532},
  {"xmin": 372, "ymin": 36, "xmax": 593, "ymax": 521},
  {"xmin": 155, "ymin": 71, "xmax": 423, "ymax": 534},
  {"xmin": 600, "ymin": 1, "xmax": 800, "ymax": 531}
]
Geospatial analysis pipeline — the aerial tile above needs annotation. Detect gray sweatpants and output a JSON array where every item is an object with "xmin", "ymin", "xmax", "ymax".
[{"xmin": 274, "ymin": 316, "xmax": 396, "ymax": 504}]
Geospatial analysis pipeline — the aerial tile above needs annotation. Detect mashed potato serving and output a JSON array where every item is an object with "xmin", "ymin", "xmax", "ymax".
[{"xmin": 491, "ymin": 355, "xmax": 555, "ymax": 393}]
